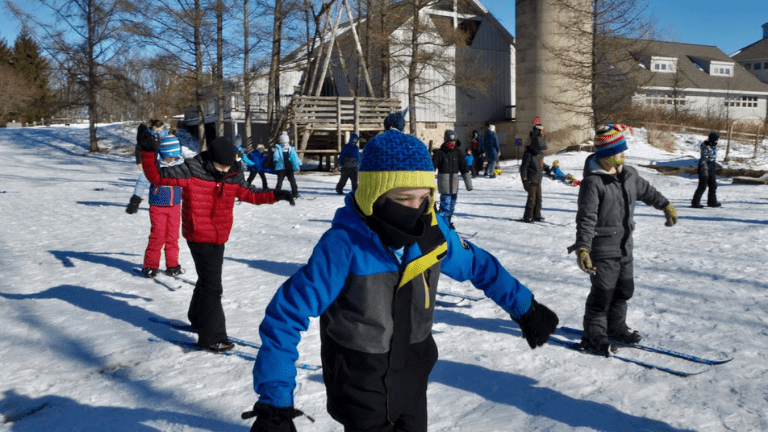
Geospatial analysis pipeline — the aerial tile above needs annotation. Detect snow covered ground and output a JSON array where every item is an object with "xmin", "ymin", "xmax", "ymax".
[{"xmin": 0, "ymin": 123, "xmax": 766, "ymax": 432}]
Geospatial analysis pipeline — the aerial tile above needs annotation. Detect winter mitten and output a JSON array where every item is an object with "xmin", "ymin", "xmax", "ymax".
[
  {"xmin": 273, "ymin": 190, "xmax": 296, "ymax": 206},
  {"xmin": 126, "ymin": 195, "xmax": 142, "ymax": 214},
  {"xmin": 576, "ymin": 247, "xmax": 597, "ymax": 275},
  {"xmin": 462, "ymin": 173, "xmax": 473, "ymax": 191},
  {"xmin": 663, "ymin": 203, "xmax": 677, "ymax": 227},
  {"xmin": 242, "ymin": 402, "xmax": 310, "ymax": 432},
  {"xmin": 511, "ymin": 297, "xmax": 559, "ymax": 349}
]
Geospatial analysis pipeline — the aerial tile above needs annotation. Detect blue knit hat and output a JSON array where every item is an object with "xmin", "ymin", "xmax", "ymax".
[
  {"xmin": 383, "ymin": 112, "xmax": 406, "ymax": 132},
  {"xmin": 355, "ymin": 130, "xmax": 436, "ymax": 216},
  {"xmin": 159, "ymin": 136, "xmax": 182, "ymax": 158}
]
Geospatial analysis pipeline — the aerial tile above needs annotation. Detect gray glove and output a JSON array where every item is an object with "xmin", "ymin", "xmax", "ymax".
[{"xmin": 462, "ymin": 173, "xmax": 473, "ymax": 191}]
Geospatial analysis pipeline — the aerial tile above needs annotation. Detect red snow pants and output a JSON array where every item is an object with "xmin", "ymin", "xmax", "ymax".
[{"xmin": 143, "ymin": 204, "xmax": 181, "ymax": 270}]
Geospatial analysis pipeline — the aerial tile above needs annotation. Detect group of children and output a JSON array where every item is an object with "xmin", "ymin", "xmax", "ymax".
[
  {"xmin": 127, "ymin": 121, "xmax": 296, "ymax": 352},
  {"xmin": 125, "ymin": 118, "xmax": 690, "ymax": 431}
]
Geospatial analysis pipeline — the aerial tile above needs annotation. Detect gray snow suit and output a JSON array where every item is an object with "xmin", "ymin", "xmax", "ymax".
[{"xmin": 568, "ymin": 155, "xmax": 669, "ymax": 343}]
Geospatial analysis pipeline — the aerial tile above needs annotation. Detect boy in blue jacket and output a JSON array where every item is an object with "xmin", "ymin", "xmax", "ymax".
[
  {"xmin": 244, "ymin": 129, "xmax": 559, "ymax": 432},
  {"xmin": 336, "ymin": 133, "xmax": 361, "ymax": 195}
]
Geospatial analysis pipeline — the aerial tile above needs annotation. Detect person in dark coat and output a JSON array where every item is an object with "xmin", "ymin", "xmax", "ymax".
[
  {"xmin": 244, "ymin": 129, "xmax": 559, "ymax": 432},
  {"xmin": 336, "ymin": 133, "xmax": 361, "ymax": 195},
  {"xmin": 691, "ymin": 132, "xmax": 721, "ymax": 208},
  {"xmin": 137, "ymin": 133, "xmax": 295, "ymax": 353},
  {"xmin": 519, "ymin": 124, "xmax": 547, "ymax": 222},
  {"xmin": 483, "ymin": 124, "xmax": 500, "ymax": 177},
  {"xmin": 468, "ymin": 129, "xmax": 484, "ymax": 177},
  {"xmin": 432, "ymin": 129, "xmax": 472, "ymax": 228},
  {"xmin": 134, "ymin": 119, "xmax": 164, "ymax": 171},
  {"xmin": 567, "ymin": 124, "xmax": 677, "ymax": 356}
]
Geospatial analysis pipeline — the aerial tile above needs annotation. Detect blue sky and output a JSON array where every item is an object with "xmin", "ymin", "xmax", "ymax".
[{"xmin": 1, "ymin": 1, "xmax": 765, "ymax": 57}]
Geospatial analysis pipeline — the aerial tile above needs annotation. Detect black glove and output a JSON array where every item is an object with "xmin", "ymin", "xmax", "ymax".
[
  {"xmin": 126, "ymin": 195, "xmax": 142, "ymax": 214},
  {"xmin": 273, "ymin": 190, "xmax": 296, "ymax": 206},
  {"xmin": 521, "ymin": 178, "xmax": 530, "ymax": 192},
  {"xmin": 242, "ymin": 402, "xmax": 310, "ymax": 432},
  {"xmin": 511, "ymin": 297, "xmax": 559, "ymax": 349}
]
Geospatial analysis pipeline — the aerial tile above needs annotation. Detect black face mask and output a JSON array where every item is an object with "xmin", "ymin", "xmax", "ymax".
[{"xmin": 367, "ymin": 198, "xmax": 429, "ymax": 248}]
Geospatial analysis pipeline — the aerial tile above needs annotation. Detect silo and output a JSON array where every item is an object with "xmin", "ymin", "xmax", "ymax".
[{"xmin": 516, "ymin": 0, "xmax": 592, "ymax": 149}]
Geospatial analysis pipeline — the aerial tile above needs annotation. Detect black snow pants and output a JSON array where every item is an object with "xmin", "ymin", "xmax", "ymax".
[
  {"xmin": 692, "ymin": 164, "xmax": 718, "ymax": 206},
  {"xmin": 186, "ymin": 241, "xmax": 227, "ymax": 346},
  {"xmin": 582, "ymin": 256, "xmax": 635, "ymax": 344}
]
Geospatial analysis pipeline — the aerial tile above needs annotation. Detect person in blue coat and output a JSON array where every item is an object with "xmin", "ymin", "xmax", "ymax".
[
  {"xmin": 243, "ymin": 129, "xmax": 559, "ymax": 432},
  {"xmin": 483, "ymin": 124, "xmax": 500, "ymax": 178},
  {"xmin": 274, "ymin": 131, "xmax": 302, "ymax": 199},
  {"xmin": 336, "ymin": 133, "xmax": 361, "ymax": 194},
  {"xmin": 239, "ymin": 144, "xmax": 271, "ymax": 190}
]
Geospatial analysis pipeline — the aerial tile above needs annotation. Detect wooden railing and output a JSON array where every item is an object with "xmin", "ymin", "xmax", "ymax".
[{"xmin": 287, "ymin": 96, "xmax": 400, "ymax": 132}]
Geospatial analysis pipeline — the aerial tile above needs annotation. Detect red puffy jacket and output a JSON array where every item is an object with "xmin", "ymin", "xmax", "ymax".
[{"xmin": 141, "ymin": 150, "xmax": 275, "ymax": 245}]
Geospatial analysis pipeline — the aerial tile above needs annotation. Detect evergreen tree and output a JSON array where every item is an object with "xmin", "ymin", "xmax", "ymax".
[
  {"xmin": 11, "ymin": 30, "xmax": 53, "ymax": 123},
  {"xmin": 0, "ymin": 39, "xmax": 11, "ymax": 67}
]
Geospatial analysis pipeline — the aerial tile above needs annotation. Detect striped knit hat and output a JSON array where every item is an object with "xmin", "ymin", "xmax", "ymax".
[
  {"xmin": 355, "ymin": 130, "xmax": 436, "ymax": 216},
  {"xmin": 594, "ymin": 124, "xmax": 633, "ymax": 159},
  {"xmin": 159, "ymin": 135, "xmax": 182, "ymax": 159}
]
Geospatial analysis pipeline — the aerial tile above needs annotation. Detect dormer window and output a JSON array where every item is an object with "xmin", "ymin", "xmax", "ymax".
[
  {"xmin": 648, "ymin": 56, "xmax": 677, "ymax": 73},
  {"xmin": 709, "ymin": 61, "xmax": 733, "ymax": 77}
]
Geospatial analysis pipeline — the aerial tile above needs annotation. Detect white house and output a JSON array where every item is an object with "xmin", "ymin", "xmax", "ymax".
[
  {"xmin": 731, "ymin": 22, "xmax": 768, "ymax": 86},
  {"xmin": 626, "ymin": 39, "xmax": 768, "ymax": 123}
]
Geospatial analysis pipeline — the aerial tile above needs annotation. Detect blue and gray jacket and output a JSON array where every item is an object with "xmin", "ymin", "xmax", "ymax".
[
  {"xmin": 132, "ymin": 156, "xmax": 183, "ymax": 206},
  {"xmin": 253, "ymin": 193, "xmax": 534, "ymax": 412},
  {"xmin": 699, "ymin": 141, "xmax": 717, "ymax": 173}
]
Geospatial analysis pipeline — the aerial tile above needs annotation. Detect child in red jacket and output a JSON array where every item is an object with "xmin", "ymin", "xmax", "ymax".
[{"xmin": 139, "ymin": 134, "xmax": 295, "ymax": 352}]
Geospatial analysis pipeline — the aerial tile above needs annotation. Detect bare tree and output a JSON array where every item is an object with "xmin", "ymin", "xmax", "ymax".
[
  {"xmin": 7, "ymin": 0, "xmax": 126, "ymax": 152},
  {"xmin": 389, "ymin": 0, "xmax": 493, "ymax": 135},
  {"xmin": 543, "ymin": 0, "xmax": 659, "ymax": 129},
  {"xmin": 119, "ymin": 0, "xmax": 217, "ymax": 149}
]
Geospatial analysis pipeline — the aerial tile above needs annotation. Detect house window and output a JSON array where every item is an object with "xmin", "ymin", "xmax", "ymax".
[
  {"xmin": 744, "ymin": 63, "xmax": 752, "ymax": 70},
  {"xmin": 425, "ymin": 122, "xmax": 438, "ymax": 129},
  {"xmin": 645, "ymin": 92, "xmax": 685, "ymax": 106},
  {"xmin": 756, "ymin": 63, "xmax": 763, "ymax": 70},
  {"xmin": 764, "ymin": 62, "xmax": 768, "ymax": 69}
]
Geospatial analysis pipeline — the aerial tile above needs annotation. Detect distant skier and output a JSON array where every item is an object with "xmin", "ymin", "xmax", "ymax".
[
  {"xmin": 274, "ymin": 131, "xmax": 302, "ymax": 199},
  {"xmin": 336, "ymin": 133, "xmax": 361, "ymax": 195},
  {"xmin": 432, "ymin": 129, "xmax": 472, "ymax": 229},
  {"xmin": 520, "ymin": 123, "xmax": 548, "ymax": 222},
  {"xmin": 483, "ymin": 124, "xmax": 500, "ymax": 178},
  {"xmin": 691, "ymin": 132, "xmax": 721, "ymax": 208},
  {"xmin": 568, "ymin": 124, "xmax": 677, "ymax": 356}
]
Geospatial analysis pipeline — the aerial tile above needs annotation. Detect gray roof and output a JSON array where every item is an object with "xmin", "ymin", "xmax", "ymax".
[
  {"xmin": 622, "ymin": 39, "xmax": 768, "ymax": 94},
  {"xmin": 732, "ymin": 38, "xmax": 768, "ymax": 61}
]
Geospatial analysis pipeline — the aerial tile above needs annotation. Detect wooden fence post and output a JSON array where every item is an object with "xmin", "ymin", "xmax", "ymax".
[{"xmin": 724, "ymin": 123, "xmax": 734, "ymax": 162}]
